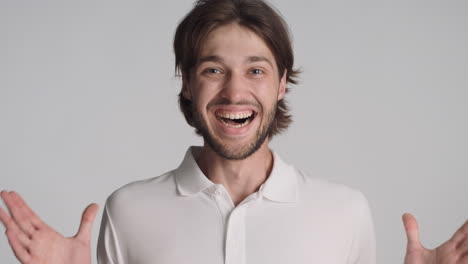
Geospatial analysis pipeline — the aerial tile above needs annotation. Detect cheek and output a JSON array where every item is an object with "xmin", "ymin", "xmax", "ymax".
[
  {"xmin": 254, "ymin": 81, "xmax": 279, "ymax": 104},
  {"xmin": 192, "ymin": 81, "xmax": 218, "ymax": 110}
]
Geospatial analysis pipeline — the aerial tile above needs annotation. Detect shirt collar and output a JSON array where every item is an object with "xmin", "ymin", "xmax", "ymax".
[
  {"xmin": 174, "ymin": 146, "xmax": 297, "ymax": 203},
  {"xmin": 175, "ymin": 146, "xmax": 214, "ymax": 196},
  {"xmin": 260, "ymin": 150, "xmax": 298, "ymax": 203}
]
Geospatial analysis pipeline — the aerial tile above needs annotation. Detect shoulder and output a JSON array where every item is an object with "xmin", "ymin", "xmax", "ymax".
[
  {"xmin": 294, "ymin": 167, "xmax": 370, "ymax": 212},
  {"xmin": 105, "ymin": 170, "xmax": 176, "ymax": 211}
]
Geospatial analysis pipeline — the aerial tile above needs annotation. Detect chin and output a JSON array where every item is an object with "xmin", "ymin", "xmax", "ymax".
[{"xmin": 206, "ymin": 130, "xmax": 268, "ymax": 161}]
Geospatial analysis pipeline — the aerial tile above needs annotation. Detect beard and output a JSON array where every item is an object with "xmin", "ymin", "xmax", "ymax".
[{"xmin": 191, "ymin": 99, "xmax": 277, "ymax": 160}]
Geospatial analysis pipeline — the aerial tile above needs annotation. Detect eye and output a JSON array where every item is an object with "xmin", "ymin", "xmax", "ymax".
[
  {"xmin": 250, "ymin": 68, "xmax": 264, "ymax": 75},
  {"xmin": 204, "ymin": 68, "xmax": 223, "ymax": 74}
]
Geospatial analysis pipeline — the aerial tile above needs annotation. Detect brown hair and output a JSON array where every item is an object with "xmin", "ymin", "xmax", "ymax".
[{"xmin": 174, "ymin": 0, "xmax": 300, "ymax": 138}]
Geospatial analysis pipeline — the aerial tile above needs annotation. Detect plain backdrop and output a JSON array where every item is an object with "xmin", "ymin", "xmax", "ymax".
[{"xmin": 1, "ymin": 0, "xmax": 467, "ymax": 263}]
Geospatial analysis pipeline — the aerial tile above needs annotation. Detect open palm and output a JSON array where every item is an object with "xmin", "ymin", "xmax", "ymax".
[
  {"xmin": 0, "ymin": 191, "xmax": 98, "ymax": 264},
  {"xmin": 403, "ymin": 213, "xmax": 468, "ymax": 264}
]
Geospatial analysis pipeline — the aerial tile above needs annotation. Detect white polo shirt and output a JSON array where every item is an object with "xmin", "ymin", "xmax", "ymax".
[{"xmin": 97, "ymin": 146, "xmax": 376, "ymax": 264}]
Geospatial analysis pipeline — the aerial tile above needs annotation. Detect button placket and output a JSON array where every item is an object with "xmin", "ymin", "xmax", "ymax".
[
  {"xmin": 211, "ymin": 185, "xmax": 234, "ymax": 226},
  {"xmin": 225, "ymin": 207, "xmax": 247, "ymax": 264},
  {"xmin": 209, "ymin": 185, "xmax": 259, "ymax": 264},
  {"xmin": 213, "ymin": 188, "xmax": 222, "ymax": 196}
]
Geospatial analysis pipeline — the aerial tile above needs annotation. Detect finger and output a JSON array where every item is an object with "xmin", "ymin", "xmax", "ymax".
[
  {"xmin": 10, "ymin": 191, "xmax": 44, "ymax": 228},
  {"xmin": 75, "ymin": 203, "xmax": 99, "ymax": 244},
  {"xmin": 402, "ymin": 212, "xmax": 422, "ymax": 251},
  {"xmin": 1, "ymin": 191, "xmax": 36, "ymax": 235},
  {"xmin": 452, "ymin": 219, "xmax": 468, "ymax": 246},
  {"xmin": 0, "ymin": 204, "xmax": 25, "ymax": 233},
  {"xmin": 460, "ymin": 252, "xmax": 468, "ymax": 264},
  {"xmin": 0, "ymin": 207, "xmax": 31, "ymax": 248},
  {"xmin": 458, "ymin": 238, "xmax": 468, "ymax": 256},
  {"xmin": 0, "ymin": 206, "xmax": 10, "ymax": 230},
  {"xmin": 1, "ymin": 191, "xmax": 40, "ymax": 236},
  {"xmin": 5, "ymin": 229, "xmax": 31, "ymax": 263},
  {"xmin": 0, "ymin": 206, "xmax": 19, "ymax": 233}
]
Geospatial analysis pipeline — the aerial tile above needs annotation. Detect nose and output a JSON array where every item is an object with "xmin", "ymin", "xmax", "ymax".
[{"xmin": 219, "ymin": 71, "xmax": 250, "ymax": 103}]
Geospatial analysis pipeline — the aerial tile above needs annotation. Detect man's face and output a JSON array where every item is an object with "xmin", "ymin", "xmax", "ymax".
[{"xmin": 183, "ymin": 23, "xmax": 286, "ymax": 160}]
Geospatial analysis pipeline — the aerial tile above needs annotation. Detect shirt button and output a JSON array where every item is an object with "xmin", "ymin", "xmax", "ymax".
[{"xmin": 214, "ymin": 189, "xmax": 222, "ymax": 196}]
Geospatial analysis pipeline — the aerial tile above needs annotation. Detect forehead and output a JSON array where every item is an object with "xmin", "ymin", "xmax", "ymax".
[{"xmin": 199, "ymin": 23, "xmax": 276, "ymax": 65}]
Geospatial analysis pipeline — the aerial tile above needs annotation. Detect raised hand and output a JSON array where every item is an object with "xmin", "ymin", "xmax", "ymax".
[
  {"xmin": 403, "ymin": 212, "xmax": 468, "ymax": 264},
  {"xmin": 0, "ymin": 190, "xmax": 99, "ymax": 264}
]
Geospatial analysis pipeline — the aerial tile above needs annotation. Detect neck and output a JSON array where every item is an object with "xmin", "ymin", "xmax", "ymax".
[{"xmin": 195, "ymin": 140, "xmax": 273, "ymax": 206}]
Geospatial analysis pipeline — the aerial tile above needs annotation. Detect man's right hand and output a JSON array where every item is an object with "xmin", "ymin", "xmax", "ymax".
[{"xmin": 0, "ymin": 190, "xmax": 99, "ymax": 264}]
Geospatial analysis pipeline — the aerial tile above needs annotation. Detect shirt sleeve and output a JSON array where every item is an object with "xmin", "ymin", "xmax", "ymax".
[
  {"xmin": 97, "ymin": 203, "xmax": 125, "ymax": 264},
  {"xmin": 346, "ymin": 192, "xmax": 377, "ymax": 264}
]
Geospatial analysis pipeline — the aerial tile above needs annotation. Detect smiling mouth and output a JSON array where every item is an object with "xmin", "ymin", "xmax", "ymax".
[{"xmin": 215, "ymin": 110, "xmax": 256, "ymax": 128}]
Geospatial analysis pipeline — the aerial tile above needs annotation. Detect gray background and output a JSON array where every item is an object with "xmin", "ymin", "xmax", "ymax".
[{"xmin": 1, "ymin": 0, "xmax": 467, "ymax": 263}]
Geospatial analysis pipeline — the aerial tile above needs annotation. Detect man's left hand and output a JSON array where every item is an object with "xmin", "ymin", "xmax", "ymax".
[{"xmin": 403, "ymin": 213, "xmax": 468, "ymax": 264}]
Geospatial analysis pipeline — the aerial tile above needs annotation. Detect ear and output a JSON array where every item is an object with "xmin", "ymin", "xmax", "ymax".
[
  {"xmin": 278, "ymin": 70, "xmax": 287, "ymax": 101},
  {"xmin": 181, "ymin": 73, "xmax": 192, "ymax": 100}
]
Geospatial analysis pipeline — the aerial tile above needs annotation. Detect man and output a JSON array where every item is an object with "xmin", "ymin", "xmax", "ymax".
[{"xmin": 1, "ymin": 0, "xmax": 467, "ymax": 263}]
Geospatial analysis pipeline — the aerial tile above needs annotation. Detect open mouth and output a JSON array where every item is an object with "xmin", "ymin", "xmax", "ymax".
[{"xmin": 215, "ymin": 110, "xmax": 256, "ymax": 128}]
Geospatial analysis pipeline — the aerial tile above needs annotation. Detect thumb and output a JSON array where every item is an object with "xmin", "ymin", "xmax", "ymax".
[
  {"xmin": 75, "ymin": 203, "xmax": 99, "ymax": 244},
  {"xmin": 402, "ymin": 212, "xmax": 422, "ymax": 251}
]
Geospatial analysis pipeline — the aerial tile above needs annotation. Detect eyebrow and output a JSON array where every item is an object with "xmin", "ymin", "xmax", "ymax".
[
  {"xmin": 197, "ymin": 55, "xmax": 224, "ymax": 65},
  {"xmin": 197, "ymin": 55, "xmax": 274, "ymax": 68},
  {"xmin": 246, "ymin": 56, "xmax": 274, "ymax": 68}
]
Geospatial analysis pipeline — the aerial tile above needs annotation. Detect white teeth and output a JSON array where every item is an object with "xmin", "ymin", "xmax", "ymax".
[
  {"xmin": 215, "ymin": 110, "xmax": 255, "ymax": 129},
  {"xmin": 216, "ymin": 111, "xmax": 253, "ymax": 120}
]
